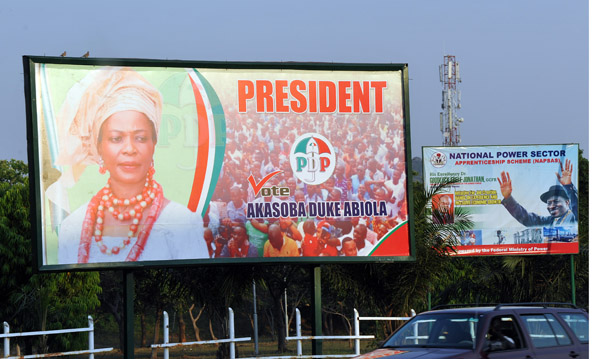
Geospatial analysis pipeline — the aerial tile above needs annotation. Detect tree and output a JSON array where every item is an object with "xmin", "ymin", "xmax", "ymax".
[
  {"xmin": 0, "ymin": 160, "xmax": 101, "ymax": 354},
  {"xmin": 574, "ymin": 150, "xmax": 589, "ymax": 308},
  {"xmin": 135, "ymin": 269, "xmax": 187, "ymax": 359},
  {"xmin": 0, "ymin": 161, "xmax": 32, "ymax": 324},
  {"xmin": 258, "ymin": 265, "xmax": 307, "ymax": 353},
  {"xmin": 97, "ymin": 271, "xmax": 125, "ymax": 351},
  {"xmin": 378, "ymin": 179, "xmax": 472, "ymax": 321},
  {"xmin": 0, "ymin": 159, "xmax": 28, "ymax": 185},
  {"xmin": 322, "ymin": 179, "xmax": 473, "ymax": 338}
]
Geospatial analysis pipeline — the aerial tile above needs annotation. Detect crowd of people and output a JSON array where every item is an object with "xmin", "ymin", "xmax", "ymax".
[{"xmin": 202, "ymin": 107, "xmax": 408, "ymax": 258}]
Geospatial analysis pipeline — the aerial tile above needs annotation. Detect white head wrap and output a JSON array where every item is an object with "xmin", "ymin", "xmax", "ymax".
[
  {"xmin": 47, "ymin": 67, "xmax": 162, "ymax": 216},
  {"xmin": 56, "ymin": 67, "xmax": 162, "ymax": 169}
]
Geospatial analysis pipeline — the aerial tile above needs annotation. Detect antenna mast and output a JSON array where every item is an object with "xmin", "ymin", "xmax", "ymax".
[{"xmin": 439, "ymin": 55, "xmax": 464, "ymax": 146}]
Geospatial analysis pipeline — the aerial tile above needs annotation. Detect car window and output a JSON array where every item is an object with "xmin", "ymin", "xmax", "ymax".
[
  {"xmin": 558, "ymin": 313, "xmax": 589, "ymax": 343},
  {"xmin": 545, "ymin": 314, "xmax": 572, "ymax": 345},
  {"xmin": 521, "ymin": 313, "xmax": 572, "ymax": 348},
  {"xmin": 485, "ymin": 315, "xmax": 524, "ymax": 352},
  {"xmin": 383, "ymin": 313, "xmax": 478, "ymax": 349}
]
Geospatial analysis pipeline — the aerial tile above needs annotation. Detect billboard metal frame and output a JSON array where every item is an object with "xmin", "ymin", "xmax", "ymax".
[
  {"xmin": 24, "ymin": 56, "xmax": 416, "ymax": 272},
  {"xmin": 421, "ymin": 143, "xmax": 580, "ymax": 257}
]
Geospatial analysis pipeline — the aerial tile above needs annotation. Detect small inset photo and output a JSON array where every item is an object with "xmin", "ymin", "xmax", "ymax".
[
  {"xmin": 432, "ymin": 193, "xmax": 454, "ymax": 224},
  {"xmin": 459, "ymin": 230, "xmax": 482, "ymax": 246},
  {"xmin": 543, "ymin": 226, "xmax": 578, "ymax": 243}
]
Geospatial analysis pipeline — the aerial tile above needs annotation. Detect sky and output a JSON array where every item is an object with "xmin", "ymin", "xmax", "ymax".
[
  {"xmin": 0, "ymin": 0, "xmax": 589, "ymax": 162},
  {"xmin": 1, "ymin": 0, "xmax": 597, "ymax": 347}
]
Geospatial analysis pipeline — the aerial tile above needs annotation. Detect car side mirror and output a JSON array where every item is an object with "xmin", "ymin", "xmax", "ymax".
[
  {"xmin": 377, "ymin": 340, "xmax": 386, "ymax": 348},
  {"xmin": 484, "ymin": 340, "xmax": 504, "ymax": 352}
]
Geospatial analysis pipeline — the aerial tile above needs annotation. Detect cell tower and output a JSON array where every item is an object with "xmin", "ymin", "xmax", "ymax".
[{"xmin": 439, "ymin": 55, "xmax": 464, "ymax": 146}]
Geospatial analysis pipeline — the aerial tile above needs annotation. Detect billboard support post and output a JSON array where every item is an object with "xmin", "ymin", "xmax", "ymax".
[
  {"xmin": 571, "ymin": 255, "xmax": 576, "ymax": 305},
  {"xmin": 123, "ymin": 270, "xmax": 135, "ymax": 359},
  {"xmin": 252, "ymin": 279, "xmax": 259, "ymax": 356},
  {"xmin": 311, "ymin": 265, "xmax": 322, "ymax": 356}
]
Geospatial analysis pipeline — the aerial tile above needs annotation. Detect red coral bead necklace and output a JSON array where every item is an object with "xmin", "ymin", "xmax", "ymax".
[{"xmin": 77, "ymin": 168, "xmax": 164, "ymax": 263}]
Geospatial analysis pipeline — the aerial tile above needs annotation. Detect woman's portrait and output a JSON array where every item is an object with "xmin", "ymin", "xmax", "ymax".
[
  {"xmin": 33, "ymin": 60, "xmax": 410, "ymax": 264},
  {"xmin": 45, "ymin": 67, "xmax": 210, "ymax": 264}
]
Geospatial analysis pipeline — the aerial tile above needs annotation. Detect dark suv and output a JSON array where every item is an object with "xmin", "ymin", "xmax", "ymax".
[{"xmin": 356, "ymin": 303, "xmax": 588, "ymax": 359}]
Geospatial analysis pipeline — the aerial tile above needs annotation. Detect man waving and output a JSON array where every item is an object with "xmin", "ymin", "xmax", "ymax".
[{"xmin": 497, "ymin": 159, "xmax": 578, "ymax": 227}]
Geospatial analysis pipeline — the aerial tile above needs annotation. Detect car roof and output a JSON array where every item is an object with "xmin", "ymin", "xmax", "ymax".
[
  {"xmin": 420, "ymin": 302, "xmax": 585, "ymax": 316},
  {"xmin": 420, "ymin": 307, "xmax": 496, "ymax": 315}
]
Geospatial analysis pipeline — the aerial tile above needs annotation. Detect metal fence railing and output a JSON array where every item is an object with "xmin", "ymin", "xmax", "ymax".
[
  {"xmin": 354, "ymin": 308, "xmax": 416, "ymax": 354},
  {"xmin": 2, "ymin": 308, "xmax": 415, "ymax": 359},
  {"xmin": 240, "ymin": 307, "xmax": 415, "ymax": 359},
  {"xmin": 1, "ymin": 316, "xmax": 112, "ymax": 359},
  {"xmin": 151, "ymin": 308, "xmax": 251, "ymax": 359}
]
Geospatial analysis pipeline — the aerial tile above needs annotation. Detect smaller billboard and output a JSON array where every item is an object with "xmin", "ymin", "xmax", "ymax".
[{"xmin": 423, "ymin": 144, "xmax": 579, "ymax": 256}]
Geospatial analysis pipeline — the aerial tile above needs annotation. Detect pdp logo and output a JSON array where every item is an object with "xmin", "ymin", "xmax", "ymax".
[
  {"xmin": 290, "ymin": 133, "xmax": 336, "ymax": 185},
  {"xmin": 430, "ymin": 151, "xmax": 447, "ymax": 168}
]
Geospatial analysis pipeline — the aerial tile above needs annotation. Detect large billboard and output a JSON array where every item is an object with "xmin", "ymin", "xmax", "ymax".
[
  {"xmin": 423, "ymin": 144, "xmax": 579, "ymax": 256},
  {"xmin": 25, "ymin": 57, "xmax": 414, "ymax": 270}
]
